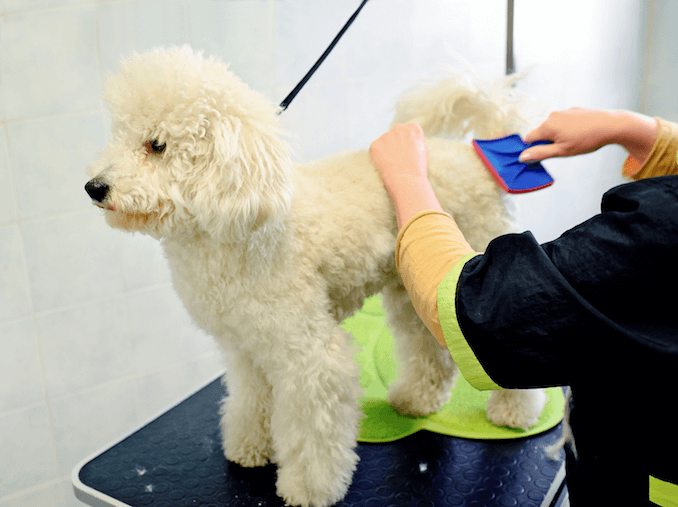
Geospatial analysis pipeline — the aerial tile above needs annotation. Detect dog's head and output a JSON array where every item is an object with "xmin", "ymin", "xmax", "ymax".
[{"xmin": 86, "ymin": 45, "xmax": 293, "ymax": 243}]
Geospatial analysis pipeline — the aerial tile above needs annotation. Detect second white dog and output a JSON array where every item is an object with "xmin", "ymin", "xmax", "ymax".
[{"xmin": 86, "ymin": 46, "xmax": 547, "ymax": 507}]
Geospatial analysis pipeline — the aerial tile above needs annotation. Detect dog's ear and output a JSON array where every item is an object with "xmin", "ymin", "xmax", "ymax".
[{"xmin": 189, "ymin": 113, "xmax": 294, "ymax": 244}]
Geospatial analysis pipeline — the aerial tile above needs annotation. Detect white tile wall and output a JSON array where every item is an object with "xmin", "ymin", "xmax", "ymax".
[
  {"xmin": 0, "ymin": 225, "xmax": 32, "ymax": 321},
  {"xmin": 50, "ymin": 378, "xmax": 139, "ymax": 478},
  {"xmin": 35, "ymin": 297, "xmax": 133, "ymax": 399},
  {"xmin": 0, "ymin": 318, "xmax": 43, "ymax": 413},
  {"xmin": 0, "ymin": 0, "xmax": 660, "ymax": 505},
  {"xmin": 8, "ymin": 113, "xmax": 105, "ymax": 220},
  {"xmin": 0, "ymin": 404, "xmax": 58, "ymax": 498},
  {"xmin": 0, "ymin": 130, "xmax": 18, "ymax": 225},
  {"xmin": 97, "ymin": 0, "xmax": 191, "ymax": 77},
  {"xmin": 3, "ymin": 482, "xmax": 62, "ymax": 507},
  {"xmin": 0, "ymin": 6, "xmax": 100, "ymax": 121},
  {"xmin": 191, "ymin": 0, "xmax": 275, "ymax": 95},
  {"xmin": 22, "ymin": 212, "xmax": 124, "ymax": 313}
]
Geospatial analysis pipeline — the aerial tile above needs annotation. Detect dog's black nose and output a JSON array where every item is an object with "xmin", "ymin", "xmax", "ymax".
[{"xmin": 85, "ymin": 179, "xmax": 110, "ymax": 203}]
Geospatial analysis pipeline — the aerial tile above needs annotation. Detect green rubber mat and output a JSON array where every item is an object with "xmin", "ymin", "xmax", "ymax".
[{"xmin": 341, "ymin": 294, "xmax": 565, "ymax": 443}]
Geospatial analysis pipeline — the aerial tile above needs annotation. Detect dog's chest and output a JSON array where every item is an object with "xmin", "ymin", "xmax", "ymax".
[{"xmin": 161, "ymin": 239, "xmax": 259, "ymax": 335}]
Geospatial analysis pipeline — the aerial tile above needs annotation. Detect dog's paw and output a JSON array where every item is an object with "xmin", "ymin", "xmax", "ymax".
[
  {"xmin": 276, "ymin": 464, "xmax": 350, "ymax": 507},
  {"xmin": 486, "ymin": 389, "xmax": 547, "ymax": 430},
  {"xmin": 223, "ymin": 437, "xmax": 273, "ymax": 468},
  {"xmin": 387, "ymin": 377, "xmax": 452, "ymax": 417}
]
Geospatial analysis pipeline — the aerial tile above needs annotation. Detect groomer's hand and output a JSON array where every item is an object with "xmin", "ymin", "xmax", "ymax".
[
  {"xmin": 520, "ymin": 108, "xmax": 621, "ymax": 163},
  {"xmin": 370, "ymin": 123, "xmax": 429, "ymax": 194},
  {"xmin": 520, "ymin": 108, "xmax": 659, "ymax": 166}
]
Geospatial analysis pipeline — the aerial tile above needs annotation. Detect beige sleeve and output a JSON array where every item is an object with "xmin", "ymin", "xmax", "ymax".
[
  {"xmin": 395, "ymin": 210, "xmax": 475, "ymax": 349},
  {"xmin": 623, "ymin": 118, "xmax": 678, "ymax": 180}
]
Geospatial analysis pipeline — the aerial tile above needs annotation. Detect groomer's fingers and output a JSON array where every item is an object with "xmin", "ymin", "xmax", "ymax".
[
  {"xmin": 519, "ymin": 143, "xmax": 562, "ymax": 163},
  {"xmin": 520, "ymin": 115, "xmax": 564, "ymax": 162},
  {"xmin": 522, "ymin": 126, "xmax": 546, "ymax": 146},
  {"xmin": 520, "ymin": 123, "xmax": 556, "ymax": 162}
]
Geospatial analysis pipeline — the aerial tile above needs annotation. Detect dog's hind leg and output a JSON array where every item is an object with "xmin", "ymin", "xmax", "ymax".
[
  {"xmin": 381, "ymin": 280, "xmax": 458, "ymax": 417},
  {"xmin": 486, "ymin": 388, "xmax": 547, "ymax": 431},
  {"xmin": 381, "ymin": 282, "xmax": 547, "ymax": 428},
  {"xmin": 219, "ymin": 347, "xmax": 274, "ymax": 467},
  {"xmin": 267, "ymin": 321, "xmax": 363, "ymax": 507}
]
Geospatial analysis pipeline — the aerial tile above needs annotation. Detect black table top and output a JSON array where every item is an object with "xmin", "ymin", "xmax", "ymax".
[{"xmin": 73, "ymin": 376, "xmax": 568, "ymax": 507}]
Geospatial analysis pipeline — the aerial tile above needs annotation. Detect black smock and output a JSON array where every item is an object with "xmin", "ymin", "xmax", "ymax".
[{"xmin": 455, "ymin": 176, "xmax": 678, "ymax": 506}]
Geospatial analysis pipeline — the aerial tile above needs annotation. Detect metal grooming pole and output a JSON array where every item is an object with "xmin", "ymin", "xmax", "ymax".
[{"xmin": 506, "ymin": 0, "xmax": 515, "ymax": 75}]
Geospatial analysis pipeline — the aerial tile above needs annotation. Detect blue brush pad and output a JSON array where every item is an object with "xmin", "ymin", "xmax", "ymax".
[
  {"xmin": 73, "ymin": 377, "xmax": 569, "ymax": 507},
  {"xmin": 473, "ymin": 135, "xmax": 554, "ymax": 193}
]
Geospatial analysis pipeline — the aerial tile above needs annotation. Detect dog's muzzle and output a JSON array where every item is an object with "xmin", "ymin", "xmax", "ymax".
[{"xmin": 85, "ymin": 178, "xmax": 111, "ymax": 207}]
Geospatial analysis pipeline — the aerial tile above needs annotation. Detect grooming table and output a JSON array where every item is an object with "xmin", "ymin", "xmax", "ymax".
[{"xmin": 72, "ymin": 375, "xmax": 569, "ymax": 507}]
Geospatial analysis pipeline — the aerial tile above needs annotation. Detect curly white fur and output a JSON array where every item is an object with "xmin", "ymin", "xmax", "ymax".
[{"xmin": 87, "ymin": 45, "xmax": 547, "ymax": 507}]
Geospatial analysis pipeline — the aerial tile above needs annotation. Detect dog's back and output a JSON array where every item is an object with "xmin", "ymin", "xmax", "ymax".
[{"xmin": 287, "ymin": 131, "xmax": 508, "ymax": 325}]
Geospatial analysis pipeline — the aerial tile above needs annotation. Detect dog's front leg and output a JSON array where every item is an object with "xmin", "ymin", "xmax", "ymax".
[
  {"xmin": 267, "ymin": 323, "xmax": 364, "ymax": 507},
  {"xmin": 219, "ymin": 347, "xmax": 274, "ymax": 467}
]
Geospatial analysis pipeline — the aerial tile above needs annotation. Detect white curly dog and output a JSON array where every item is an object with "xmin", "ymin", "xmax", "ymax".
[{"xmin": 86, "ymin": 46, "xmax": 547, "ymax": 507}]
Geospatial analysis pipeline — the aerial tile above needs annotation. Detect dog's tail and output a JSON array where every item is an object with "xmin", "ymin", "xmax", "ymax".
[{"xmin": 391, "ymin": 65, "xmax": 532, "ymax": 141}]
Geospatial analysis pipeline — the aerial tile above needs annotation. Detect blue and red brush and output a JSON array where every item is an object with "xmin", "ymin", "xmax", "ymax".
[{"xmin": 472, "ymin": 135, "xmax": 554, "ymax": 193}]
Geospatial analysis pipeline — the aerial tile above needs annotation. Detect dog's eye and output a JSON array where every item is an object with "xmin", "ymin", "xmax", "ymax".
[{"xmin": 145, "ymin": 140, "xmax": 166, "ymax": 154}]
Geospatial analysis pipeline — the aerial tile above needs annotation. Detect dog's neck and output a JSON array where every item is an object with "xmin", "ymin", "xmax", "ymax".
[{"xmin": 161, "ymin": 215, "xmax": 293, "ymax": 282}]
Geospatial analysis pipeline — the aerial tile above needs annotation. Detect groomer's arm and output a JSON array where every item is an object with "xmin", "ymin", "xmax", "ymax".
[
  {"xmin": 389, "ymin": 175, "xmax": 444, "ymax": 230},
  {"xmin": 370, "ymin": 124, "xmax": 475, "ymax": 351}
]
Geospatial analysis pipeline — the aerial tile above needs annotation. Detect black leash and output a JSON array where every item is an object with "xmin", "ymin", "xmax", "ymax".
[{"xmin": 278, "ymin": 0, "xmax": 370, "ymax": 114}]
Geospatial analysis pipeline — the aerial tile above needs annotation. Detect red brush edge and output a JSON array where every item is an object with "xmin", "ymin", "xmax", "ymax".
[{"xmin": 472, "ymin": 135, "xmax": 554, "ymax": 194}]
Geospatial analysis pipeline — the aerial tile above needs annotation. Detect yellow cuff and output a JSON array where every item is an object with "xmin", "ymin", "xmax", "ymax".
[
  {"xmin": 624, "ymin": 118, "xmax": 678, "ymax": 180},
  {"xmin": 437, "ymin": 252, "xmax": 503, "ymax": 391},
  {"xmin": 621, "ymin": 155, "xmax": 642, "ymax": 177},
  {"xmin": 650, "ymin": 476, "xmax": 678, "ymax": 507}
]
